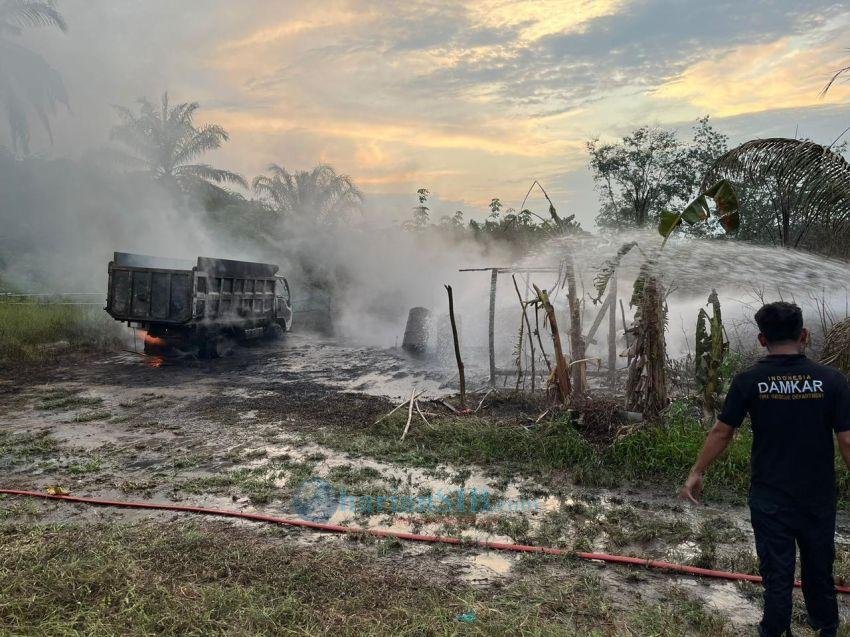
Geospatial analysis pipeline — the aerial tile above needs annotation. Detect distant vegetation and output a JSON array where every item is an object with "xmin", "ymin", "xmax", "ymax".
[{"xmin": 0, "ymin": 0, "xmax": 68, "ymax": 155}]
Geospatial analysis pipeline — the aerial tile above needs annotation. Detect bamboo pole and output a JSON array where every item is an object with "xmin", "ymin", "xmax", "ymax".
[{"xmin": 445, "ymin": 285, "xmax": 466, "ymax": 408}]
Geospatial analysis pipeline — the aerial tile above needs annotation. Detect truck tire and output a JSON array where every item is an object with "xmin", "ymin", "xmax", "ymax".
[
  {"xmin": 213, "ymin": 335, "xmax": 235, "ymax": 358},
  {"xmin": 264, "ymin": 323, "xmax": 285, "ymax": 341}
]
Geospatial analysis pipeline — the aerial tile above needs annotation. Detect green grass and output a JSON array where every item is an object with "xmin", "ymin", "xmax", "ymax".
[
  {"xmin": 308, "ymin": 396, "xmax": 850, "ymax": 506},
  {"xmin": 0, "ymin": 303, "xmax": 123, "ymax": 364},
  {"xmin": 0, "ymin": 521, "xmax": 737, "ymax": 636},
  {"xmin": 311, "ymin": 399, "xmax": 760, "ymax": 502},
  {"xmin": 73, "ymin": 410, "xmax": 112, "ymax": 422},
  {"xmin": 0, "ymin": 430, "xmax": 58, "ymax": 464}
]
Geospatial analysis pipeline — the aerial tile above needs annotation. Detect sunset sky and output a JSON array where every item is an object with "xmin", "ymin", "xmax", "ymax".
[{"xmin": 29, "ymin": 0, "xmax": 850, "ymax": 227}]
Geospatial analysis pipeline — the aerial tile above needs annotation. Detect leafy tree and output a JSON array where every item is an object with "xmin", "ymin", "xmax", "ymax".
[
  {"xmin": 252, "ymin": 163, "xmax": 362, "ymax": 225},
  {"xmin": 405, "ymin": 187, "xmax": 430, "ymax": 229},
  {"xmin": 111, "ymin": 92, "xmax": 246, "ymax": 198},
  {"xmin": 588, "ymin": 117, "xmax": 728, "ymax": 229},
  {"xmin": 488, "ymin": 197, "xmax": 502, "ymax": 220},
  {"xmin": 0, "ymin": 0, "xmax": 68, "ymax": 154}
]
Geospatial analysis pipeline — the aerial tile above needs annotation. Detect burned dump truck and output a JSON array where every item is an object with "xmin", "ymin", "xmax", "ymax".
[{"xmin": 106, "ymin": 252, "xmax": 293, "ymax": 357}]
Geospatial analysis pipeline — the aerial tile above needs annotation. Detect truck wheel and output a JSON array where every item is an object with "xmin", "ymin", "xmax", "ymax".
[
  {"xmin": 213, "ymin": 335, "xmax": 235, "ymax": 358},
  {"xmin": 264, "ymin": 323, "xmax": 285, "ymax": 341}
]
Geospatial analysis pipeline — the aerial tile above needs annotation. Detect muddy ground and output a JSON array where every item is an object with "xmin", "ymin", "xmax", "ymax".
[{"xmin": 2, "ymin": 332, "xmax": 850, "ymax": 635}]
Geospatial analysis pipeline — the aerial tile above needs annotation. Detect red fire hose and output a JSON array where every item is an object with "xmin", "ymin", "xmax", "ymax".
[{"xmin": 3, "ymin": 488, "xmax": 849, "ymax": 594}]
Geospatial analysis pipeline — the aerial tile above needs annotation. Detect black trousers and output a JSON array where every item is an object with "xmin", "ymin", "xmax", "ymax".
[{"xmin": 749, "ymin": 496, "xmax": 838, "ymax": 637}]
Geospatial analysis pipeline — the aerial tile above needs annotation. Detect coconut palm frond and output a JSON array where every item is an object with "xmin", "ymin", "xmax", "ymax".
[
  {"xmin": 252, "ymin": 163, "xmax": 363, "ymax": 223},
  {"xmin": 110, "ymin": 91, "xmax": 244, "ymax": 194},
  {"xmin": 175, "ymin": 163, "xmax": 247, "ymax": 188},
  {"xmin": 0, "ymin": 1, "xmax": 67, "ymax": 153},
  {"xmin": 822, "ymin": 64, "xmax": 850, "ymax": 97},
  {"xmin": 0, "ymin": 38, "xmax": 67, "ymax": 153},
  {"xmin": 0, "ymin": 0, "xmax": 67, "ymax": 35},
  {"xmin": 702, "ymin": 138, "xmax": 850, "ymax": 247}
]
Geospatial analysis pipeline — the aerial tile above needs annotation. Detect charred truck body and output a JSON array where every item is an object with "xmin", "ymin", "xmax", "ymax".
[{"xmin": 106, "ymin": 252, "xmax": 293, "ymax": 357}]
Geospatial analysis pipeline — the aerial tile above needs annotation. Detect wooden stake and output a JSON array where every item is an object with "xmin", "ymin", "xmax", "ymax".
[
  {"xmin": 512, "ymin": 274, "xmax": 536, "ymax": 393},
  {"xmin": 488, "ymin": 269, "xmax": 498, "ymax": 388},
  {"xmin": 608, "ymin": 275, "xmax": 618, "ymax": 388},
  {"xmin": 620, "ymin": 298, "xmax": 633, "ymax": 366},
  {"xmin": 414, "ymin": 400, "xmax": 431, "ymax": 427},
  {"xmin": 400, "ymin": 387, "xmax": 416, "ymax": 441},
  {"xmin": 445, "ymin": 285, "xmax": 466, "ymax": 408},
  {"xmin": 374, "ymin": 389, "xmax": 425, "ymax": 425},
  {"xmin": 585, "ymin": 292, "xmax": 613, "ymax": 344}
]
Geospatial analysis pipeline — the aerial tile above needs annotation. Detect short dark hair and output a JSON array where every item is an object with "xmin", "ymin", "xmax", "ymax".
[{"xmin": 754, "ymin": 302, "xmax": 803, "ymax": 344}]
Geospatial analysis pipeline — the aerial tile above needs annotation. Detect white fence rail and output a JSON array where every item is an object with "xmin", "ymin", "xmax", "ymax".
[{"xmin": 0, "ymin": 292, "xmax": 104, "ymax": 306}]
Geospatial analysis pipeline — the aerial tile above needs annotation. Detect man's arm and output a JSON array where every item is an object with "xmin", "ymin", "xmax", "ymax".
[
  {"xmin": 679, "ymin": 420, "xmax": 736, "ymax": 504},
  {"xmin": 837, "ymin": 431, "xmax": 850, "ymax": 471}
]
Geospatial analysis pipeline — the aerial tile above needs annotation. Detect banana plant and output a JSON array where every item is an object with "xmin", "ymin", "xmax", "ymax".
[
  {"xmin": 658, "ymin": 179, "xmax": 740, "ymax": 245},
  {"xmin": 695, "ymin": 290, "xmax": 728, "ymax": 423}
]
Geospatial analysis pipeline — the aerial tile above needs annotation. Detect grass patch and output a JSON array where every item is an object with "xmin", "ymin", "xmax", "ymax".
[
  {"xmin": 68, "ymin": 456, "xmax": 103, "ymax": 475},
  {"xmin": 0, "ymin": 521, "xmax": 737, "ymax": 636},
  {"xmin": 73, "ymin": 410, "xmax": 112, "ymax": 422},
  {"xmin": 0, "ymin": 304, "xmax": 123, "ymax": 364},
  {"xmin": 37, "ymin": 390, "xmax": 104, "ymax": 411},
  {"xmin": 311, "ymin": 399, "xmax": 760, "ymax": 502},
  {"xmin": 0, "ymin": 430, "xmax": 58, "ymax": 466}
]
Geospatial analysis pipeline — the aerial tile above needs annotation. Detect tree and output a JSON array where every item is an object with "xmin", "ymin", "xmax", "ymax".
[
  {"xmin": 111, "ymin": 92, "xmax": 246, "ymax": 198},
  {"xmin": 252, "ymin": 163, "xmax": 363, "ymax": 225},
  {"xmin": 405, "ymin": 188, "xmax": 430, "ymax": 229},
  {"xmin": 702, "ymin": 138, "xmax": 850, "ymax": 255},
  {"xmin": 588, "ymin": 117, "xmax": 728, "ymax": 229},
  {"xmin": 0, "ymin": 0, "xmax": 68, "ymax": 154}
]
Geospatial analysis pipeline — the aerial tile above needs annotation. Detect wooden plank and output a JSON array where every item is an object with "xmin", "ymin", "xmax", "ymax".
[{"xmin": 585, "ymin": 293, "xmax": 613, "ymax": 343}]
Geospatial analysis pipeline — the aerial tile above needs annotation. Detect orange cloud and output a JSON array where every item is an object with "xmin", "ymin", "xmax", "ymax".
[
  {"xmin": 469, "ymin": 0, "xmax": 630, "ymax": 40},
  {"xmin": 655, "ymin": 33, "xmax": 850, "ymax": 117},
  {"xmin": 205, "ymin": 110, "xmax": 580, "ymax": 158}
]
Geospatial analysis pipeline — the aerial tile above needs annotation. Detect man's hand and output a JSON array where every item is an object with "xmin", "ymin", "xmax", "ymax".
[
  {"xmin": 679, "ymin": 472, "xmax": 703, "ymax": 505},
  {"xmin": 677, "ymin": 421, "xmax": 735, "ymax": 505}
]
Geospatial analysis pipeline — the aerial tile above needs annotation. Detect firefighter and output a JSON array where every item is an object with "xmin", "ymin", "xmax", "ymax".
[{"xmin": 680, "ymin": 301, "xmax": 850, "ymax": 637}]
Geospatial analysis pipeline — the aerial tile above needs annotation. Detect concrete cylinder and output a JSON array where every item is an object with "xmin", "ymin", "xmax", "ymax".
[{"xmin": 402, "ymin": 307, "xmax": 431, "ymax": 354}]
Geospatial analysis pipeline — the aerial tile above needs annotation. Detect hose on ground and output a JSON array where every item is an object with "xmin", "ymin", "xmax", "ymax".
[{"xmin": 2, "ymin": 488, "xmax": 848, "ymax": 594}]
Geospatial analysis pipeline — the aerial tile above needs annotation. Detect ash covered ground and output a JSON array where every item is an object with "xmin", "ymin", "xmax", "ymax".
[{"xmin": 3, "ymin": 333, "xmax": 850, "ymax": 635}]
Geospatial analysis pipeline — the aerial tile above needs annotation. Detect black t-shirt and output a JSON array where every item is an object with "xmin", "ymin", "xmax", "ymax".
[{"xmin": 718, "ymin": 354, "xmax": 850, "ymax": 508}]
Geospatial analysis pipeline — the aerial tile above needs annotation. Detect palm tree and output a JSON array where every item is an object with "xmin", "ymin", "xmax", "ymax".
[
  {"xmin": 252, "ymin": 164, "xmax": 363, "ymax": 224},
  {"xmin": 702, "ymin": 138, "xmax": 850, "ymax": 254},
  {"xmin": 0, "ymin": 0, "xmax": 68, "ymax": 154},
  {"xmin": 110, "ymin": 92, "xmax": 246, "ymax": 197}
]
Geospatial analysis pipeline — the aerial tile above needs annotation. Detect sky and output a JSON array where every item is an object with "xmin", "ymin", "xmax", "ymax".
[{"xmin": 19, "ymin": 0, "xmax": 850, "ymax": 227}]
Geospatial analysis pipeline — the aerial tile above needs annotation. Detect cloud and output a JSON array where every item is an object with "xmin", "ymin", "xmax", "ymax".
[
  {"xmin": 29, "ymin": 0, "xmax": 850, "ymax": 228},
  {"xmin": 654, "ymin": 19, "xmax": 850, "ymax": 117}
]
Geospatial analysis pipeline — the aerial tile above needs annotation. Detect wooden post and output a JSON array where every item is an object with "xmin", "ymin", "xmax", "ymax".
[
  {"xmin": 512, "ymin": 274, "xmax": 536, "ymax": 393},
  {"xmin": 620, "ymin": 298, "xmax": 632, "ymax": 367},
  {"xmin": 533, "ymin": 284, "xmax": 571, "ymax": 404},
  {"xmin": 488, "ymin": 268, "xmax": 498, "ymax": 388},
  {"xmin": 444, "ymin": 285, "xmax": 466, "ymax": 408},
  {"xmin": 585, "ymin": 293, "xmax": 613, "ymax": 344},
  {"xmin": 607, "ymin": 275, "xmax": 618, "ymax": 388}
]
